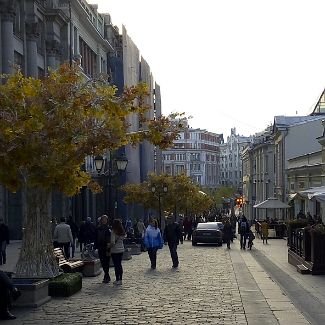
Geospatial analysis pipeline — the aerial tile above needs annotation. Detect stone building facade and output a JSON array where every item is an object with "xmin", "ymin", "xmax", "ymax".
[
  {"xmin": 242, "ymin": 126, "xmax": 275, "ymax": 221},
  {"xmin": 0, "ymin": 0, "xmax": 161, "ymax": 237},
  {"xmin": 162, "ymin": 124, "xmax": 223, "ymax": 189},
  {"xmin": 219, "ymin": 128, "xmax": 253, "ymax": 191}
]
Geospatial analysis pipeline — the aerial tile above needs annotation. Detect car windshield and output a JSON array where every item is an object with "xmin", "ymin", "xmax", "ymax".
[{"xmin": 197, "ymin": 223, "xmax": 221, "ymax": 230}]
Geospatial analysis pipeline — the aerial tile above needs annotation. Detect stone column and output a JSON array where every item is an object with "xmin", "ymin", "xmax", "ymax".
[
  {"xmin": 0, "ymin": 0, "xmax": 15, "ymax": 74},
  {"xmin": 25, "ymin": 21, "xmax": 39, "ymax": 77},
  {"xmin": 46, "ymin": 39, "xmax": 61, "ymax": 70}
]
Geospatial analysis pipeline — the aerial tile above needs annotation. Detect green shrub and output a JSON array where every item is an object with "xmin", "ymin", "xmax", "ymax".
[
  {"xmin": 287, "ymin": 219, "xmax": 308, "ymax": 231},
  {"xmin": 310, "ymin": 224, "xmax": 325, "ymax": 235},
  {"xmin": 49, "ymin": 273, "xmax": 82, "ymax": 297}
]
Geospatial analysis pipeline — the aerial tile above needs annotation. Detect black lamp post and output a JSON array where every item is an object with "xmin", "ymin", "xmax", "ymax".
[
  {"xmin": 151, "ymin": 184, "xmax": 168, "ymax": 228},
  {"xmin": 93, "ymin": 154, "xmax": 128, "ymax": 218}
]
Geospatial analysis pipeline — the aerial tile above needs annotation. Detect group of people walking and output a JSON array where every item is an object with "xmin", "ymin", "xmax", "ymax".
[
  {"xmin": 94, "ymin": 215, "xmax": 125, "ymax": 285},
  {"xmin": 144, "ymin": 216, "xmax": 183, "ymax": 269},
  {"xmin": 51, "ymin": 216, "xmax": 97, "ymax": 259}
]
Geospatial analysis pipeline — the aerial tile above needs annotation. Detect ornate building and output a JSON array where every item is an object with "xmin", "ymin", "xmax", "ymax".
[
  {"xmin": 219, "ymin": 128, "xmax": 253, "ymax": 191},
  {"xmin": 0, "ymin": 0, "xmax": 161, "ymax": 237},
  {"xmin": 162, "ymin": 123, "xmax": 223, "ymax": 189}
]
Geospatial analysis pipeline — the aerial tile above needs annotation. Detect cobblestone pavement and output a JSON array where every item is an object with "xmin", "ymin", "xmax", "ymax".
[
  {"xmin": 4, "ymin": 239, "xmax": 311, "ymax": 325},
  {"xmin": 6, "ymin": 241, "xmax": 248, "ymax": 325}
]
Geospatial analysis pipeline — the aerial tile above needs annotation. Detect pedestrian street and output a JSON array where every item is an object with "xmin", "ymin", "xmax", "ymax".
[{"xmin": 3, "ymin": 240, "xmax": 309, "ymax": 325}]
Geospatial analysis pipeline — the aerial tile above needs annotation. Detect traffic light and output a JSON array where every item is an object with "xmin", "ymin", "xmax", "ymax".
[{"xmin": 235, "ymin": 196, "xmax": 243, "ymax": 207}]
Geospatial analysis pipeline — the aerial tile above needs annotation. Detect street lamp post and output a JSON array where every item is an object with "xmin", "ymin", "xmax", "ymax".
[
  {"xmin": 93, "ymin": 154, "xmax": 128, "ymax": 219},
  {"xmin": 151, "ymin": 184, "xmax": 168, "ymax": 229}
]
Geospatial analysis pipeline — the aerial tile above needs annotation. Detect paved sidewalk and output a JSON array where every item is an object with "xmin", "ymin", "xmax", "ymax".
[
  {"xmin": 242, "ymin": 233, "xmax": 325, "ymax": 324},
  {"xmin": 0, "ymin": 238, "xmax": 310, "ymax": 325},
  {"xmin": 250, "ymin": 234, "xmax": 325, "ymax": 302}
]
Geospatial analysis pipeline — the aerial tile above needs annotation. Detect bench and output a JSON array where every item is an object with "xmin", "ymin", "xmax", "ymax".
[{"xmin": 54, "ymin": 248, "xmax": 84, "ymax": 273}]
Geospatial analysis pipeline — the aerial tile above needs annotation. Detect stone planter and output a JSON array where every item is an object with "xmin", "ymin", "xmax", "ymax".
[
  {"xmin": 110, "ymin": 249, "xmax": 132, "ymax": 266},
  {"xmin": 310, "ymin": 232, "xmax": 325, "ymax": 274},
  {"xmin": 82, "ymin": 259, "xmax": 102, "ymax": 277},
  {"xmin": 122, "ymin": 248, "xmax": 132, "ymax": 260},
  {"xmin": 12, "ymin": 278, "xmax": 51, "ymax": 307},
  {"xmin": 125, "ymin": 243, "xmax": 142, "ymax": 255},
  {"xmin": 48, "ymin": 273, "xmax": 82, "ymax": 297}
]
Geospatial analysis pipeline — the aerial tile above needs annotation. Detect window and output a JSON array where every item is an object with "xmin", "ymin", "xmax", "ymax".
[
  {"xmin": 176, "ymin": 165, "xmax": 185, "ymax": 174},
  {"xmin": 37, "ymin": 19, "xmax": 45, "ymax": 54},
  {"xmin": 79, "ymin": 37, "xmax": 98, "ymax": 77},
  {"xmin": 265, "ymin": 155, "xmax": 269, "ymax": 172},
  {"xmin": 14, "ymin": 51, "xmax": 23, "ymax": 70},
  {"xmin": 13, "ymin": 2, "xmax": 22, "ymax": 37},
  {"xmin": 38, "ymin": 68, "xmax": 44, "ymax": 78}
]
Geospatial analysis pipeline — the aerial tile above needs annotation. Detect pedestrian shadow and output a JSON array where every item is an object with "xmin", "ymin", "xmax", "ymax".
[
  {"xmin": 144, "ymin": 268, "xmax": 163, "ymax": 276},
  {"xmin": 191, "ymin": 244, "xmax": 223, "ymax": 248}
]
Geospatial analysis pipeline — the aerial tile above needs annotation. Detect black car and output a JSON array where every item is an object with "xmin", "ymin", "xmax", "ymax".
[{"xmin": 192, "ymin": 222, "xmax": 223, "ymax": 246}]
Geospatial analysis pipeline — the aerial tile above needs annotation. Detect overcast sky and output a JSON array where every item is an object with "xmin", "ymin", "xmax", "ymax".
[{"xmin": 89, "ymin": 0, "xmax": 325, "ymax": 138}]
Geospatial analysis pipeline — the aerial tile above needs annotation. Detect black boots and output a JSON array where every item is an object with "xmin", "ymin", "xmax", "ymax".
[{"xmin": 0, "ymin": 310, "xmax": 16, "ymax": 320}]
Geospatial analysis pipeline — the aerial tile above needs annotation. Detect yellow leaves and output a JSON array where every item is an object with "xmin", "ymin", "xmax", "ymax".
[
  {"xmin": 0, "ymin": 64, "xmax": 185, "ymax": 197},
  {"xmin": 122, "ymin": 173, "xmax": 212, "ymax": 215},
  {"xmin": 87, "ymin": 180, "xmax": 103, "ymax": 194}
]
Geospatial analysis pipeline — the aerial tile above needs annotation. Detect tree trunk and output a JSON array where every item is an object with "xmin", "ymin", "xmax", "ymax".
[{"xmin": 15, "ymin": 186, "xmax": 60, "ymax": 278}]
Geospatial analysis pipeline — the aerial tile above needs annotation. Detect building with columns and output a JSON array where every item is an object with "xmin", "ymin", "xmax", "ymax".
[
  {"xmin": 219, "ymin": 128, "xmax": 253, "ymax": 192},
  {"xmin": 242, "ymin": 126, "xmax": 275, "ymax": 221},
  {"xmin": 0, "ymin": 0, "xmax": 111, "ymax": 77},
  {"xmin": 162, "ymin": 124, "xmax": 223, "ymax": 189},
  {"xmin": 0, "ymin": 0, "xmax": 161, "ymax": 237}
]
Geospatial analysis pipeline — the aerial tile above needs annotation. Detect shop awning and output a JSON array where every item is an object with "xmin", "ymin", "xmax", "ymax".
[
  {"xmin": 299, "ymin": 186, "xmax": 325, "ymax": 202},
  {"xmin": 253, "ymin": 197, "xmax": 290, "ymax": 209}
]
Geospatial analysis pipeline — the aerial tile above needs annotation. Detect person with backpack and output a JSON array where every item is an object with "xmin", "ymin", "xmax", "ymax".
[
  {"xmin": 239, "ymin": 215, "xmax": 249, "ymax": 250},
  {"xmin": 94, "ymin": 215, "xmax": 111, "ymax": 283}
]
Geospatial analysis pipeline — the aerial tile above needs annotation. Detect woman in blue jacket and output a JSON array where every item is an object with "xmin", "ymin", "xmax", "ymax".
[{"xmin": 144, "ymin": 219, "xmax": 164, "ymax": 269}]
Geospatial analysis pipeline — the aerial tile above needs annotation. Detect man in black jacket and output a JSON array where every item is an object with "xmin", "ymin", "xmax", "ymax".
[
  {"xmin": 0, "ymin": 271, "xmax": 21, "ymax": 320},
  {"xmin": 94, "ymin": 215, "xmax": 111, "ymax": 283},
  {"xmin": 163, "ymin": 216, "xmax": 183, "ymax": 268},
  {"xmin": 0, "ymin": 218, "xmax": 9, "ymax": 265}
]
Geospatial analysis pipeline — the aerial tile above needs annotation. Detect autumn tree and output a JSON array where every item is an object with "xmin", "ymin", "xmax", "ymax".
[
  {"xmin": 123, "ymin": 173, "xmax": 214, "ymax": 222},
  {"xmin": 0, "ymin": 64, "xmax": 183, "ymax": 278},
  {"xmin": 213, "ymin": 186, "xmax": 237, "ymax": 208}
]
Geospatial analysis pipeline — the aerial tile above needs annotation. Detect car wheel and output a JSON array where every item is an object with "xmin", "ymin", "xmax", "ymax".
[
  {"xmin": 192, "ymin": 241, "xmax": 197, "ymax": 246},
  {"xmin": 218, "ymin": 241, "xmax": 223, "ymax": 247}
]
